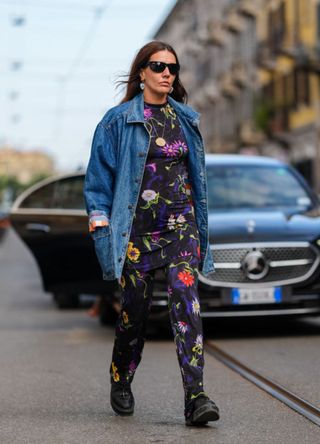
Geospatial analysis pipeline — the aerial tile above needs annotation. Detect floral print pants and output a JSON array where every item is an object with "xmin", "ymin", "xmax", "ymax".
[{"xmin": 110, "ymin": 252, "xmax": 206, "ymax": 410}]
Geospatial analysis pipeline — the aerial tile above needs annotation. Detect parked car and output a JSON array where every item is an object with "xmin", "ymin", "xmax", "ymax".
[
  {"xmin": 9, "ymin": 173, "xmax": 116, "ymax": 316},
  {"xmin": 200, "ymin": 155, "xmax": 320, "ymax": 318},
  {"xmin": 9, "ymin": 155, "xmax": 320, "ymax": 322}
]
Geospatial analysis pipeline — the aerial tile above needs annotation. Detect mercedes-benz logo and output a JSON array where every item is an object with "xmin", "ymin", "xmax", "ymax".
[
  {"xmin": 242, "ymin": 250, "xmax": 269, "ymax": 280},
  {"xmin": 246, "ymin": 219, "xmax": 256, "ymax": 234}
]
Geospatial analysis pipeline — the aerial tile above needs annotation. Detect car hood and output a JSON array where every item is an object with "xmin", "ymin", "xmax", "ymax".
[{"xmin": 208, "ymin": 208, "xmax": 320, "ymax": 244}]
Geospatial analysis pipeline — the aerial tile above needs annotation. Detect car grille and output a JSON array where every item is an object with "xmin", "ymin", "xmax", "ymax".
[{"xmin": 200, "ymin": 242, "xmax": 320, "ymax": 287}]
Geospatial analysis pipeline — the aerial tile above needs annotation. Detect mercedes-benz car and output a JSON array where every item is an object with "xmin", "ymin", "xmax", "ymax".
[
  {"xmin": 9, "ymin": 154, "xmax": 320, "ymax": 320},
  {"xmin": 199, "ymin": 155, "xmax": 320, "ymax": 318}
]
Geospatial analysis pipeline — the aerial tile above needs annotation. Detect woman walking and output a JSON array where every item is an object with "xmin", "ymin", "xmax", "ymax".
[{"xmin": 84, "ymin": 41, "xmax": 219, "ymax": 426}]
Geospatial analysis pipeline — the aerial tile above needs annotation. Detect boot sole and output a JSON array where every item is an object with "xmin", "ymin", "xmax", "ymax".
[
  {"xmin": 186, "ymin": 404, "xmax": 220, "ymax": 426},
  {"xmin": 110, "ymin": 402, "xmax": 134, "ymax": 416},
  {"xmin": 110, "ymin": 398, "xmax": 134, "ymax": 416}
]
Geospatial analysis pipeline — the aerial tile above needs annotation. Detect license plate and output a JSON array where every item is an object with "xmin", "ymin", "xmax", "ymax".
[{"xmin": 231, "ymin": 287, "xmax": 282, "ymax": 305}]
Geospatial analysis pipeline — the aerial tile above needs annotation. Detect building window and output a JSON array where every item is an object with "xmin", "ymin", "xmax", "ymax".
[
  {"xmin": 268, "ymin": 1, "xmax": 286, "ymax": 53},
  {"xmin": 317, "ymin": 4, "xmax": 320, "ymax": 43},
  {"xmin": 196, "ymin": 58, "xmax": 211, "ymax": 84},
  {"xmin": 293, "ymin": 69, "xmax": 310, "ymax": 107}
]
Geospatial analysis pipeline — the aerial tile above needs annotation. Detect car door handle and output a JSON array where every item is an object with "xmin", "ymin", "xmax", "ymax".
[{"xmin": 25, "ymin": 223, "xmax": 51, "ymax": 233}]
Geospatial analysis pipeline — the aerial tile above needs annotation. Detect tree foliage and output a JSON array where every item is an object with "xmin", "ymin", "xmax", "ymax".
[{"xmin": 0, "ymin": 173, "xmax": 51, "ymax": 206}]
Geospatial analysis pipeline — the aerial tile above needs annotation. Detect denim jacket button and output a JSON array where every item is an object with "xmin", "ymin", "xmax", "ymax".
[
  {"xmin": 118, "ymin": 257, "xmax": 122, "ymax": 262},
  {"xmin": 128, "ymin": 204, "xmax": 133, "ymax": 209},
  {"xmin": 138, "ymin": 152, "xmax": 144, "ymax": 157},
  {"xmin": 122, "ymin": 232, "xmax": 127, "ymax": 236},
  {"xmin": 135, "ymin": 179, "xmax": 139, "ymax": 183}
]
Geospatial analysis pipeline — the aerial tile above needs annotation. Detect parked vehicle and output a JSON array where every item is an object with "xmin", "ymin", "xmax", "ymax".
[
  {"xmin": 9, "ymin": 155, "xmax": 320, "ymax": 321},
  {"xmin": 199, "ymin": 155, "xmax": 320, "ymax": 318},
  {"xmin": 9, "ymin": 173, "xmax": 116, "ymax": 314}
]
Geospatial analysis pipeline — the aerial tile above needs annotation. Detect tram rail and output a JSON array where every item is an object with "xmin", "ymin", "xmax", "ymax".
[{"xmin": 205, "ymin": 341, "xmax": 320, "ymax": 427}]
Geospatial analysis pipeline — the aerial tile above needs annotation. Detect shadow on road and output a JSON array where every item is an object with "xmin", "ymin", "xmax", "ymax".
[
  {"xmin": 141, "ymin": 315, "xmax": 320, "ymax": 341},
  {"xmin": 202, "ymin": 316, "xmax": 320, "ymax": 340}
]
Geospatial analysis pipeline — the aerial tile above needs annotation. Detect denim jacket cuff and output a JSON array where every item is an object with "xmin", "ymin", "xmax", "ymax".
[{"xmin": 88, "ymin": 210, "xmax": 110, "ymax": 232}]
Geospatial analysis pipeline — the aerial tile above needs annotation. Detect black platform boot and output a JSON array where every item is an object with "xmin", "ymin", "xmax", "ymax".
[
  {"xmin": 185, "ymin": 394, "xmax": 220, "ymax": 426},
  {"xmin": 110, "ymin": 381, "xmax": 135, "ymax": 416}
]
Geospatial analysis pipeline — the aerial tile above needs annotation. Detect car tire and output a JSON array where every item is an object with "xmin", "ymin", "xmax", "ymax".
[{"xmin": 53, "ymin": 292, "xmax": 80, "ymax": 309}]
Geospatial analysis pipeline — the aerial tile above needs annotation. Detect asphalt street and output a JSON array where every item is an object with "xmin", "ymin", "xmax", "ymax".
[
  {"xmin": 0, "ymin": 228, "xmax": 319, "ymax": 444},
  {"xmin": 208, "ymin": 316, "xmax": 320, "ymax": 408}
]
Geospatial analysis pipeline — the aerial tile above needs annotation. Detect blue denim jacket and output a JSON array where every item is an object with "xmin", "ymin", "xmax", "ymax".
[{"xmin": 84, "ymin": 92, "xmax": 214, "ymax": 281}]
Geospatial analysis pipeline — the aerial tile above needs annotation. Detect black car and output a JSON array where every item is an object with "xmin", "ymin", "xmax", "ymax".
[
  {"xmin": 199, "ymin": 155, "xmax": 320, "ymax": 317},
  {"xmin": 9, "ymin": 173, "xmax": 117, "ymax": 315},
  {"xmin": 9, "ymin": 155, "xmax": 320, "ymax": 320}
]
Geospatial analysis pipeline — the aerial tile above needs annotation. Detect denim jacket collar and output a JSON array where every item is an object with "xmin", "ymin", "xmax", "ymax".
[{"xmin": 126, "ymin": 92, "xmax": 200, "ymax": 126}]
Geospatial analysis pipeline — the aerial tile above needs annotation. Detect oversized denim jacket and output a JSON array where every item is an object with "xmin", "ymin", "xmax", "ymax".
[{"xmin": 84, "ymin": 92, "xmax": 214, "ymax": 281}]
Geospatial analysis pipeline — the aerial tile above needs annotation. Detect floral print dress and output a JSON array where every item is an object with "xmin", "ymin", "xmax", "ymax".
[
  {"xmin": 126, "ymin": 102, "xmax": 200, "ymax": 272},
  {"xmin": 111, "ymin": 103, "xmax": 206, "ymax": 417}
]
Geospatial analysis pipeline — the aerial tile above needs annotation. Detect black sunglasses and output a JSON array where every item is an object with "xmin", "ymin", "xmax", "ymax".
[{"xmin": 146, "ymin": 61, "xmax": 180, "ymax": 75}]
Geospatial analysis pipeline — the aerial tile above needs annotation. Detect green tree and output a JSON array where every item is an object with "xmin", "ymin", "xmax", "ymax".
[{"xmin": 0, "ymin": 172, "xmax": 52, "ymax": 206}]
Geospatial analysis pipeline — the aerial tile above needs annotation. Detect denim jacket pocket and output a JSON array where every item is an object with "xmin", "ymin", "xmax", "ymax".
[{"xmin": 91, "ymin": 225, "xmax": 115, "ymax": 280}]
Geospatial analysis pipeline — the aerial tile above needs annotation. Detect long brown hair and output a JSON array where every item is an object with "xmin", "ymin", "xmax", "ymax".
[{"xmin": 117, "ymin": 41, "xmax": 188, "ymax": 104}]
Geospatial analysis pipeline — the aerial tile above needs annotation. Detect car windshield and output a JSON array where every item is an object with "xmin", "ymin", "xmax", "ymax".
[{"xmin": 206, "ymin": 164, "xmax": 313, "ymax": 213}]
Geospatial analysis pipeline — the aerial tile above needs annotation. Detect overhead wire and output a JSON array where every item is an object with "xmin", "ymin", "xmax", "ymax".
[
  {"xmin": 0, "ymin": 0, "xmax": 103, "ymax": 12},
  {"xmin": 52, "ymin": 0, "xmax": 113, "ymax": 141},
  {"xmin": 2, "ymin": 0, "xmax": 173, "ymax": 166},
  {"xmin": 1, "ymin": 0, "xmax": 114, "ymax": 151}
]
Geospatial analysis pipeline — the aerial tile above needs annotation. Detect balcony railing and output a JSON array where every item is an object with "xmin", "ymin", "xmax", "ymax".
[
  {"xmin": 207, "ymin": 20, "xmax": 227, "ymax": 47},
  {"xmin": 256, "ymin": 42, "xmax": 277, "ymax": 71},
  {"xmin": 238, "ymin": 0, "xmax": 259, "ymax": 18},
  {"xmin": 224, "ymin": 10, "xmax": 245, "ymax": 33}
]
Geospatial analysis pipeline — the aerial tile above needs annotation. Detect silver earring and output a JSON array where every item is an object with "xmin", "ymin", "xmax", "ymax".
[
  {"xmin": 169, "ymin": 86, "xmax": 174, "ymax": 93},
  {"xmin": 140, "ymin": 82, "xmax": 145, "ymax": 90}
]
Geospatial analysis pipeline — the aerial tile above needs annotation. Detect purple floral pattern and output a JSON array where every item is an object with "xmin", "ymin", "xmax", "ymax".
[
  {"xmin": 126, "ymin": 102, "xmax": 200, "ymax": 273},
  {"xmin": 110, "ymin": 102, "xmax": 206, "ymax": 415},
  {"xmin": 111, "ymin": 254, "xmax": 206, "ymax": 411}
]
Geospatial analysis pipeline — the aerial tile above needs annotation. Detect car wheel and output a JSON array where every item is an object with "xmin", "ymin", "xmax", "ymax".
[
  {"xmin": 99, "ymin": 296, "xmax": 119, "ymax": 326},
  {"xmin": 53, "ymin": 292, "xmax": 80, "ymax": 309}
]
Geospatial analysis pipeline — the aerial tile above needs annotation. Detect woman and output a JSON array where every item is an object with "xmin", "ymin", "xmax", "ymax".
[{"xmin": 84, "ymin": 41, "xmax": 219, "ymax": 426}]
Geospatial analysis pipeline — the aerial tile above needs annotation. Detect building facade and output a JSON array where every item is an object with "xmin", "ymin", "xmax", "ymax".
[
  {"xmin": 256, "ymin": 0, "xmax": 320, "ymax": 188},
  {"xmin": 155, "ymin": 0, "xmax": 320, "ymax": 189},
  {"xmin": 154, "ymin": 0, "xmax": 261, "ymax": 154},
  {"xmin": 0, "ymin": 146, "xmax": 55, "ymax": 184}
]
